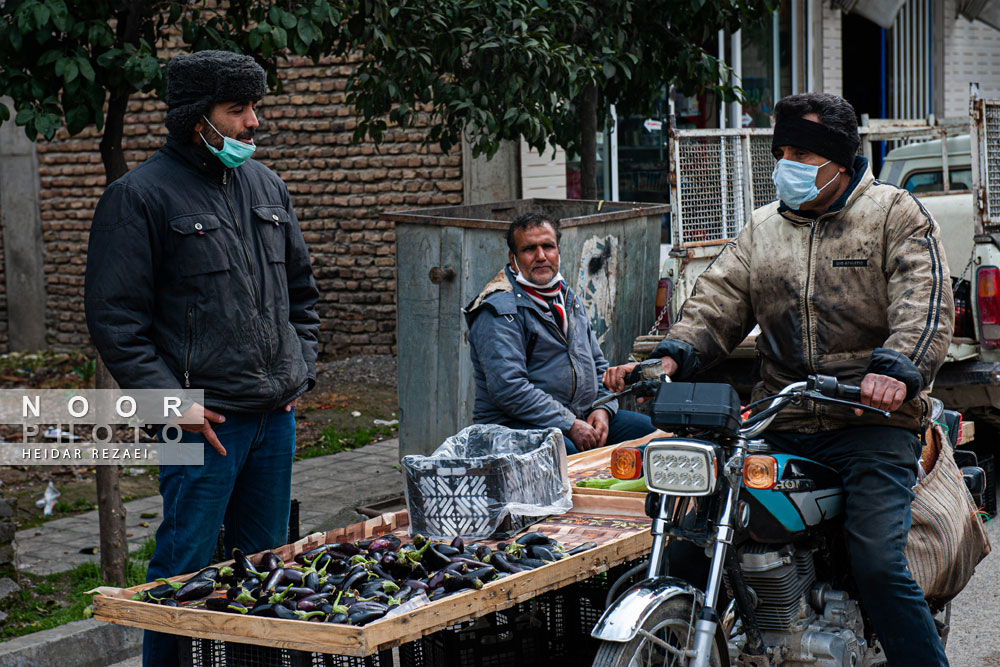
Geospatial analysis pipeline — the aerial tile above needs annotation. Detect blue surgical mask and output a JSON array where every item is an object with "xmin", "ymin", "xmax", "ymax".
[
  {"xmin": 199, "ymin": 116, "xmax": 256, "ymax": 168},
  {"xmin": 771, "ymin": 159, "xmax": 840, "ymax": 209}
]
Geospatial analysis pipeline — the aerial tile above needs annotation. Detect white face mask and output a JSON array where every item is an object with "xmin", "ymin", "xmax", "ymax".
[
  {"xmin": 512, "ymin": 257, "xmax": 563, "ymax": 289},
  {"xmin": 771, "ymin": 159, "xmax": 840, "ymax": 209}
]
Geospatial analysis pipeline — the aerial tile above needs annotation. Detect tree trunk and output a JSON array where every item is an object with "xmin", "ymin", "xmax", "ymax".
[
  {"xmin": 94, "ymin": 81, "xmax": 132, "ymax": 585},
  {"xmin": 95, "ymin": 361, "xmax": 127, "ymax": 585},
  {"xmin": 578, "ymin": 82, "xmax": 598, "ymax": 200}
]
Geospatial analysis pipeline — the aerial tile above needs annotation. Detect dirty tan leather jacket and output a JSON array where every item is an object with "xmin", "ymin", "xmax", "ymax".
[{"xmin": 653, "ymin": 159, "xmax": 954, "ymax": 433}]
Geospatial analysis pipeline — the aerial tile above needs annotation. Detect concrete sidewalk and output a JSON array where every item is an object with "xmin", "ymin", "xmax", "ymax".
[
  {"xmin": 14, "ymin": 438, "xmax": 403, "ymax": 576},
  {"xmin": 2, "ymin": 439, "xmax": 403, "ymax": 667}
]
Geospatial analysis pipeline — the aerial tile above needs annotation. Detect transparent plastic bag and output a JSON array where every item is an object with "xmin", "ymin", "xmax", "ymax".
[{"xmin": 402, "ymin": 424, "xmax": 573, "ymax": 540}]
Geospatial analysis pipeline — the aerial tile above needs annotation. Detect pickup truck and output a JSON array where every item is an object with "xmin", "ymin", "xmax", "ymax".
[{"xmin": 636, "ymin": 94, "xmax": 999, "ymax": 512}]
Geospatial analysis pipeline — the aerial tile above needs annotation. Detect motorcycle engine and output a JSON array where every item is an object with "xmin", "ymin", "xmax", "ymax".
[{"xmin": 731, "ymin": 544, "xmax": 867, "ymax": 667}]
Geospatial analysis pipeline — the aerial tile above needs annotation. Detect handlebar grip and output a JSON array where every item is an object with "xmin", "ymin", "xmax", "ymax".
[
  {"xmin": 838, "ymin": 384, "xmax": 862, "ymax": 401},
  {"xmin": 623, "ymin": 367, "xmax": 644, "ymax": 386}
]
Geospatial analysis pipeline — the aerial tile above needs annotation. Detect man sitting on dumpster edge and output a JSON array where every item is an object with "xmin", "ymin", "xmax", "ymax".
[
  {"xmin": 84, "ymin": 51, "xmax": 320, "ymax": 667},
  {"xmin": 464, "ymin": 212, "xmax": 655, "ymax": 454},
  {"xmin": 604, "ymin": 93, "xmax": 952, "ymax": 666}
]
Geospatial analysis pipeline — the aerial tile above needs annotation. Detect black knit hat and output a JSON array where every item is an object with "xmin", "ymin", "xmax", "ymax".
[{"xmin": 165, "ymin": 50, "xmax": 267, "ymax": 139}]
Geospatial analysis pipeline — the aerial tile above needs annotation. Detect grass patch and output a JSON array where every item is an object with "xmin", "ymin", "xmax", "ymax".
[
  {"xmin": 0, "ymin": 538, "xmax": 154, "ymax": 640},
  {"xmin": 295, "ymin": 424, "xmax": 397, "ymax": 460}
]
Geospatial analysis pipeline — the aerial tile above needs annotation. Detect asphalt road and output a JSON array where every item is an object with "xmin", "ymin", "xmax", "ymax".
[{"xmin": 947, "ymin": 515, "xmax": 1000, "ymax": 666}]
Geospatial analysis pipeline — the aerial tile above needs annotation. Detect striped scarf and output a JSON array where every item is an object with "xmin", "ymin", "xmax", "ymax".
[{"xmin": 520, "ymin": 282, "xmax": 568, "ymax": 336}]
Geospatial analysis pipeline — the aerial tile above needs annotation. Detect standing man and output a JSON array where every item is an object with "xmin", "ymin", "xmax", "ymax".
[
  {"xmin": 465, "ymin": 212, "xmax": 655, "ymax": 453},
  {"xmin": 605, "ymin": 93, "xmax": 952, "ymax": 665},
  {"xmin": 84, "ymin": 50, "xmax": 319, "ymax": 666}
]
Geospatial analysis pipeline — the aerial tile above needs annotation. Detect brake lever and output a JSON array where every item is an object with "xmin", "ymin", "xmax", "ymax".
[
  {"xmin": 803, "ymin": 391, "xmax": 891, "ymax": 418},
  {"xmin": 588, "ymin": 379, "xmax": 662, "ymax": 412}
]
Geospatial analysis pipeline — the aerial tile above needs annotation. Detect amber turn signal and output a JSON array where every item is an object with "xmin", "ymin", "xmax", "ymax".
[
  {"xmin": 743, "ymin": 455, "xmax": 778, "ymax": 489},
  {"xmin": 611, "ymin": 446, "xmax": 643, "ymax": 480}
]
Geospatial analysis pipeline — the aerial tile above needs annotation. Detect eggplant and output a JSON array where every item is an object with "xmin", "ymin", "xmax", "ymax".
[
  {"xmin": 359, "ymin": 578, "xmax": 399, "ymax": 598},
  {"xmin": 565, "ymin": 542, "xmax": 597, "ymax": 556},
  {"xmin": 189, "ymin": 567, "xmax": 221, "ymax": 583},
  {"xmin": 474, "ymin": 545, "xmax": 492, "ymax": 561},
  {"xmin": 132, "ymin": 582, "xmax": 176, "ymax": 602},
  {"xmin": 427, "ymin": 570, "xmax": 447, "ymax": 589},
  {"xmin": 450, "ymin": 536, "xmax": 464, "ymax": 552},
  {"xmin": 231, "ymin": 548, "xmax": 260, "ymax": 580},
  {"xmin": 304, "ymin": 572, "xmax": 320, "ymax": 592},
  {"xmin": 297, "ymin": 594, "xmax": 332, "ymax": 612},
  {"xmin": 328, "ymin": 542, "xmax": 361, "ymax": 557},
  {"xmin": 428, "ymin": 588, "xmax": 453, "ymax": 601},
  {"xmin": 327, "ymin": 612, "xmax": 348, "ymax": 624},
  {"xmin": 160, "ymin": 599, "xmax": 180, "ymax": 607},
  {"xmin": 369, "ymin": 563, "xmax": 394, "ymax": 581},
  {"xmin": 442, "ymin": 561, "xmax": 468, "ymax": 574},
  {"xmin": 402, "ymin": 579, "xmax": 430, "ymax": 592},
  {"xmin": 175, "ymin": 578, "xmax": 215, "ymax": 602},
  {"xmin": 349, "ymin": 609, "xmax": 388, "ymax": 625},
  {"xmin": 272, "ymin": 604, "xmax": 297, "ymax": 620},
  {"xmin": 488, "ymin": 552, "xmax": 527, "ymax": 574},
  {"xmin": 466, "ymin": 566, "xmax": 497, "ymax": 583},
  {"xmin": 205, "ymin": 597, "xmax": 248, "ymax": 614},
  {"xmin": 389, "ymin": 585, "xmax": 413, "ymax": 605},
  {"xmin": 448, "ymin": 556, "xmax": 485, "ymax": 569},
  {"xmin": 367, "ymin": 535, "xmax": 401, "ymax": 553},
  {"xmin": 434, "ymin": 544, "xmax": 461, "ymax": 557},
  {"xmin": 442, "ymin": 574, "xmax": 484, "ymax": 592},
  {"xmin": 514, "ymin": 531, "xmax": 552, "ymax": 547},
  {"xmin": 423, "ymin": 545, "xmax": 452, "ymax": 571},
  {"xmin": 526, "ymin": 546, "xmax": 559, "ymax": 562},
  {"xmin": 516, "ymin": 558, "xmax": 549, "ymax": 569},
  {"xmin": 341, "ymin": 568, "xmax": 371, "ymax": 593},
  {"xmin": 259, "ymin": 552, "xmax": 284, "ymax": 572}
]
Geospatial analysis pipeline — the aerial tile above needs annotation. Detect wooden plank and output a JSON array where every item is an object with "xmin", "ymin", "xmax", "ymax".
[{"xmin": 94, "ymin": 502, "xmax": 651, "ymax": 656}]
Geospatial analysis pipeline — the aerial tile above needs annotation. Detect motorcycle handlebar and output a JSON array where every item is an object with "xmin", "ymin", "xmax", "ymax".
[{"xmin": 809, "ymin": 374, "xmax": 861, "ymax": 401}]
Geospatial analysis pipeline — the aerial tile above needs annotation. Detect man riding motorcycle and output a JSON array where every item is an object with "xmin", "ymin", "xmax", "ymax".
[{"xmin": 604, "ymin": 92, "xmax": 954, "ymax": 666}]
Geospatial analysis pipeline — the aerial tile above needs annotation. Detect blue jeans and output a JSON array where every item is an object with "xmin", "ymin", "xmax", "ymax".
[
  {"xmin": 142, "ymin": 409, "xmax": 296, "ymax": 667},
  {"xmin": 506, "ymin": 409, "xmax": 655, "ymax": 454}
]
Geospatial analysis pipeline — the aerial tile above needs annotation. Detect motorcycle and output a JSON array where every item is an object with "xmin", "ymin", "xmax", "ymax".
[{"xmin": 589, "ymin": 362, "xmax": 980, "ymax": 667}]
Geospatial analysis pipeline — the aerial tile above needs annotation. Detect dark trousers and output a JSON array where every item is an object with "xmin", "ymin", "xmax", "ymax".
[
  {"xmin": 669, "ymin": 426, "xmax": 948, "ymax": 667},
  {"xmin": 507, "ymin": 409, "xmax": 655, "ymax": 454},
  {"xmin": 142, "ymin": 409, "xmax": 296, "ymax": 667}
]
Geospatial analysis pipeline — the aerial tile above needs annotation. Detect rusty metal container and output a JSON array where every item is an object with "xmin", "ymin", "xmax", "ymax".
[{"xmin": 383, "ymin": 198, "xmax": 670, "ymax": 457}]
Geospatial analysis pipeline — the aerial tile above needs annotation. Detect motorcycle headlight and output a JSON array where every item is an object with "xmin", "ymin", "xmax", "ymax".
[{"xmin": 643, "ymin": 440, "xmax": 719, "ymax": 496}]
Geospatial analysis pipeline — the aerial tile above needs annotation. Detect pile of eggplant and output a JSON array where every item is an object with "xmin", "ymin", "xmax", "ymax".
[{"xmin": 131, "ymin": 531, "xmax": 596, "ymax": 626}]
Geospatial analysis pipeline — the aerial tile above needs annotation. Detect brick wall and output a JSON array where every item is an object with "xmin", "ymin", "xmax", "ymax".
[{"xmin": 35, "ymin": 54, "xmax": 463, "ymax": 357}]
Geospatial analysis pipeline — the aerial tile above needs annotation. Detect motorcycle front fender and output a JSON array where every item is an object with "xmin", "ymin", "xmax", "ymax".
[{"xmin": 590, "ymin": 576, "xmax": 703, "ymax": 642}]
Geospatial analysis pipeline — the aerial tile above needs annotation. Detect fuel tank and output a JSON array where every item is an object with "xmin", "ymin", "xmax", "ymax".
[{"xmin": 739, "ymin": 454, "xmax": 844, "ymax": 543}]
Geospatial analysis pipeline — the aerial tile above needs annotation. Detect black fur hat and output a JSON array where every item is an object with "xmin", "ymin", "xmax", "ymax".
[{"xmin": 165, "ymin": 50, "xmax": 266, "ymax": 139}]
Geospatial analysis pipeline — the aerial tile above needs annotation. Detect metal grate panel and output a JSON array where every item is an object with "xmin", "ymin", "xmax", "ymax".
[
  {"xmin": 676, "ymin": 135, "xmax": 747, "ymax": 245},
  {"xmin": 986, "ymin": 102, "xmax": 1000, "ymax": 232},
  {"xmin": 750, "ymin": 134, "xmax": 778, "ymax": 208}
]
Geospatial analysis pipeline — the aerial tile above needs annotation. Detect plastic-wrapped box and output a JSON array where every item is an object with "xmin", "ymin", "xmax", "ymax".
[{"xmin": 401, "ymin": 425, "xmax": 573, "ymax": 539}]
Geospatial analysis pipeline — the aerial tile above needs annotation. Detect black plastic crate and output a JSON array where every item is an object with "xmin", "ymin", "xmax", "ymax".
[
  {"xmin": 399, "ymin": 606, "xmax": 542, "ymax": 667},
  {"xmin": 177, "ymin": 637, "xmax": 391, "ymax": 667}
]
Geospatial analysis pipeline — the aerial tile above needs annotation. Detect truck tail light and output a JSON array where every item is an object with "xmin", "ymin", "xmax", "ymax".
[{"xmin": 977, "ymin": 267, "xmax": 1000, "ymax": 348}]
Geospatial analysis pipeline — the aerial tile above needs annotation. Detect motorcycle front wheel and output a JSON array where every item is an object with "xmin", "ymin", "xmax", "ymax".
[{"xmin": 592, "ymin": 597, "xmax": 726, "ymax": 667}]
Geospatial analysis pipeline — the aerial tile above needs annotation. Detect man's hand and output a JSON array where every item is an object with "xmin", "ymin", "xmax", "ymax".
[
  {"xmin": 587, "ymin": 409, "xmax": 610, "ymax": 448},
  {"xmin": 285, "ymin": 397, "xmax": 298, "ymax": 412},
  {"xmin": 602, "ymin": 356, "xmax": 679, "ymax": 393},
  {"xmin": 568, "ymin": 419, "xmax": 600, "ymax": 451},
  {"xmin": 854, "ymin": 373, "xmax": 907, "ymax": 416},
  {"xmin": 178, "ymin": 402, "xmax": 227, "ymax": 456}
]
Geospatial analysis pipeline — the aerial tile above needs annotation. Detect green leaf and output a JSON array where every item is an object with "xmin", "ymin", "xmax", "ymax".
[
  {"xmin": 297, "ymin": 18, "xmax": 318, "ymax": 46},
  {"xmin": 0, "ymin": 105, "xmax": 10, "ymax": 122},
  {"xmin": 248, "ymin": 28, "xmax": 262, "ymax": 50},
  {"xmin": 77, "ymin": 57, "xmax": 95, "ymax": 82},
  {"xmin": 271, "ymin": 25, "xmax": 287, "ymax": 50},
  {"xmin": 54, "ymin": 57, "xmax": 67, "ymax": 76},
  {"xmin": 604, "ymin": 62, "xmax": 616, "ymax": 78},
  {"xmin": 37, "ymin": 50, "xmax": 59, "ymax": 66},
  {"xmin": 64, "ymin": 60, "xmax": 78, "ymax": 83},
  {"xmin": 32, "ymin": 3, "xmax": 51, "ymax": 30},
  {"xmin": 65, "ymin": 105, "xmax": 88, "ymax": 135},
  {"xmin": 47, "ymin": 0, "xmax": 68, "ymax": 31},
  {"xmin": 15, "ymin": 106, "xmax": 35, "ymax": 126},
  {"xmin": 281, "ymin": 11, "xmax": 297, "ymax": 29}
]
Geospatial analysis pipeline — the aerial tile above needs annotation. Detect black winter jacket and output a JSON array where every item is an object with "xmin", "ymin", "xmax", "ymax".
[{"xmin": 85, "ymin": 136, "xmax": 320, "ymax": 413}]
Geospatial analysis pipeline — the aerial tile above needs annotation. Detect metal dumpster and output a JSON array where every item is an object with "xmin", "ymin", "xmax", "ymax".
[{"xmin": 383, "ymin": 198, "xmax": 670, "ymax": 457}]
